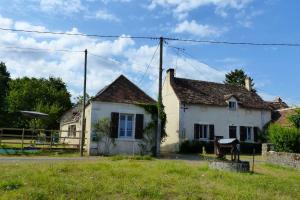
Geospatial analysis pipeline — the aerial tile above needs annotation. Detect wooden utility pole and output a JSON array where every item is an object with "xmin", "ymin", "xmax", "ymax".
[
  {"xmin": 80, "ymin": 49, "xmax": 87, "ymax": 156},
  {"xmin": 156, "ymin": 37, "xmax": 163, "ymax": 156}
]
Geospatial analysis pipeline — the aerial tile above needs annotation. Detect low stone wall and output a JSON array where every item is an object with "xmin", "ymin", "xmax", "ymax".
[
  {"xmin": 265, "ymin": 151, "xmax": 300, "ymax": 168},
  {"xmin": 209, "ymin": 161, "xmax": 250, "ymax": 173},
  {"xmin": 262, "ymin": 143, "xmax": 300, "ymax": 168}
]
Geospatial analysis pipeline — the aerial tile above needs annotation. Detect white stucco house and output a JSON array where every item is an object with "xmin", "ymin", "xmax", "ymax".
[
  {"xmin": 161, "ymin": 68, "xmax": 272, "ymax": 152},
  {"xmin": 60, "ymin": 75, "xmax": 156, "ymax": 155}
]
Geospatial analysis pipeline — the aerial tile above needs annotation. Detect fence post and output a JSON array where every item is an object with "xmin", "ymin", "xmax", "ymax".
[
  {"xmin": 0, "ymin": 128, "xmax": 2, "ymax": 146},
  {"xmin": 50, "ymin": 131, "xmax": 53, "ymax": 151},
  {"xmin": 21, "ymin": 128, "xmax": 25, "ymax": 151},
  {"xmin": 252, "ymin": 148, "xmax": 255, "ymax": 173}
]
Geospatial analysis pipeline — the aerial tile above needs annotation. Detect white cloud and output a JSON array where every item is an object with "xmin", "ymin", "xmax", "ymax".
[
  {"xmin": 148, "ymin": 0, "xmax": 252, "ymax": 19},
  {"xmin": 0, "ymin": 15, "xmax": 13, "ymax": 28},
  {"xmin": 236, "ymin": 10, "xmax": 263, "ymax": 28},
  {"xmin": 174, "ymin": 20, "xmax": 226, "ymax": 37},
  {"xmin": 85, "ymin": 10, "xmax": 120, "ymax": 22},
  {"xmin": 40, "ymin": 0, "xmax": 85, "ymax": 15},
  {"xmin": 0, "ymin": 15, "xmax": 228, "ymax": 99}
]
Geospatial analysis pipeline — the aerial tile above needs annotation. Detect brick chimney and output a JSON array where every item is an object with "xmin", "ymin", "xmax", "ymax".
[{"xmin": 245, "ymin": 77, "xmax": 252, "ymax": 91}]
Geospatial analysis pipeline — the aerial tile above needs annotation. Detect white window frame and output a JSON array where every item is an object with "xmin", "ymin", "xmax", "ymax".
[
  {"xmin": 118, "ymin": 113, "xmax": 135, "ymax": 139},
  {"xmin": 246, "ymin": 127, "xmax": 252, "ymax": 141},
  {"xmin": 228, "ymin": 101, "xmax": 237, "ymax": 110},
  {"xmin": 195, "ymin": 124, "xmax": 209, "ymax": 140}
]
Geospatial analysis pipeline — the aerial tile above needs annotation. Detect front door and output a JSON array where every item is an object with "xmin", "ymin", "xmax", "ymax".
[{"xmin": 229, "ymin": 126, "xmax": 237, "ymax": 138}]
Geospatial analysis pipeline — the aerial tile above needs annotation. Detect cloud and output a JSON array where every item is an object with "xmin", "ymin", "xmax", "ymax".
[
  {"xmin": 148, "ymin": 0, "xmax": 252, "ymax": 19},
  {"xmin": 85, "ymin": 10, "xmax": 120, "ymax": 22},
  {"xmin": 0, "ymin": 15, "xmax": 13, "ymax": 28},
  {"xmin": 0, "ymin": 14, "xmax": 228, "ymax": 100},
  {"xmin": 236, "ymin": 10, "xmax": 263, "ymax": 28},
  {"xmin": 40, "ymin": 0, "xmax": 85, "ymax": 15},
  {"xmin": 174, "ymin": 20, "xmax": 226, "ymax": 37}
]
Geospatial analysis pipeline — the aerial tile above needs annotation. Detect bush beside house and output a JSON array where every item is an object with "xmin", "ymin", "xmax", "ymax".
[{"xmin": 268, "ymin": 124, "xmax": 300, "ymax": 153}]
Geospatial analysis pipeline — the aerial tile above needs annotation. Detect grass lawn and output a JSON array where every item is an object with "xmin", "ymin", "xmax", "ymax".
[{"xmin": 0, "ymin": 157, "xmax": 299, "ymax": 200}]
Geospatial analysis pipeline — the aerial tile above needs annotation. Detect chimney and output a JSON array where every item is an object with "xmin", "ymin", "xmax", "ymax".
[
  {"xmin": 245, "ymin": 77, "xmax": 252, "ymax": 91},
  {"xmin": 167, "ymin": 68, "xmax": 175, "ymax": 80},
  {"xmin": 275, "ymin": 97, "xmax": 282, "ymax": 103}
]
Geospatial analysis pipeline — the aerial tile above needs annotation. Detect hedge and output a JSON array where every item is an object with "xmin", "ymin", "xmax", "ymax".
[
  {"xmin": 179, "ymin": 140, "xmax": 261, "ymax": 154},
  {"xmin": 268, "ymin": 124, "xmax": 300, "ymax": 153}
]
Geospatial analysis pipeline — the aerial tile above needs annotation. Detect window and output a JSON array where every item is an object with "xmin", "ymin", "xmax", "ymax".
[
  {"xmin": 246, "ymin": 127, "xmax": 252, "ymax": 141},
  {"xmin": 68, "ymin": 125, "xmax": 76, "ymax": 137},
  {"xmin": 119, "ymin": 114, "xmax": 134, "ymax": 138},
  {"xmin": 229, "ymin": 126, "xmax": 237, "ymax": 138},
  {"xmin": 228, "ymin": 101, "xmax": 237, "ymax": 110},
  {"xmin": 194, "ymin": 124, "xmax": 209, "ymax": 139}
]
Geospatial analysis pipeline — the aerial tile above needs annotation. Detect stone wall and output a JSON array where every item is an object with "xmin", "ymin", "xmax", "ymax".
[{"xmin": 262, "ymin": 143, "xmax": 300, "ymax": 168}]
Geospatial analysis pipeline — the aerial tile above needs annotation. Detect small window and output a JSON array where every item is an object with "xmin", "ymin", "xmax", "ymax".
[
  {"xmin": 228, "ymin": 101, "xmax": 237, "ymax": 110},
  {"xmin": 119, "ymin": 114, "xmax": 134, "ymax": 138},
  {"xmin": 246, "ymin": 127, "xmax": 252, "ymax": 141},
  {"xmin": 68, "ymin": 125, "xmax": 76, "ymax": 137}
]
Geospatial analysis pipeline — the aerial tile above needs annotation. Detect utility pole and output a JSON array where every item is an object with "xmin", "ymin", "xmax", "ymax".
[
  {"xmin": 80, "ymin": 49, "xmax": 87, "ymax": 156},
  {"xmin": 156, "ymin": 37, "xmax": 163, "ymax": 156}
]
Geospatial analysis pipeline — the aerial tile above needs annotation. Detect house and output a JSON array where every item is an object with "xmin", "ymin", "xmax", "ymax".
[
  {"xmin": 272, "ymin": 107, "xmax": 297, "ymax": 127},
  {"xmin": 161, "ymin": 68, "xmax": 272, "ymax": 152},
  {"xmin": 266, "ymin": 97, "xmax": 289, "ymax": 111},
  {"xmin": 60, "ymin": 75, "xmax": 156, "ymax": 155},
  {"xmin": 60, "ymin": 106, "xmax": 82, "ymax": 145}
]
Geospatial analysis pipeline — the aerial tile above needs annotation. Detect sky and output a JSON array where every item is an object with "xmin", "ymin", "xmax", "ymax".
[{"xmin": 0, "ymin": 0, "xmax": 299, "ymax": 106}]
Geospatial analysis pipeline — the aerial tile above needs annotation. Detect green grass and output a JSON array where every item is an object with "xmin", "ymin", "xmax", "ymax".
[{"xmin": 0, "ymin": 158, "xmax": 299, "ymax": 200}]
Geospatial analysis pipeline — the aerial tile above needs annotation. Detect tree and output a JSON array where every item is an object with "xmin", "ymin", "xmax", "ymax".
[
  {"xmin": 0, "ymin": 62, "xmax": 10, "ymax": 112},
  {"xmin": 6, "ymin": 77, "xmax": 72, "ymax": 129},
  {"xmin": 224, "ymin": 69, "xmax": 256, "ymax": 92},
  {"xmin": 288, "ymin": 108, "xmax": 300, "ymax": 128},
  {"xmin": 0, "ymin": 62, "xmax": 10, "ymax": 127},
  {"xmin": 93, "ymin": 118, "xmax": 116, "ymax": 155},
  {"xmin": 73, "ymin": 93, "xmax": 91, "ymax": 106}
]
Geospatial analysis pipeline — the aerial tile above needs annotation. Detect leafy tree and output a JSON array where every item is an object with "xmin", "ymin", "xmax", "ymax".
[
  {"xmin": 6, "ymin": 77, "xmax": 72, "ymax": 129},
  {"xmin": 73, "ymin": 93, "xmax": 91, "ymax": 106},
  {"xmin": 288, "ymin": 108, "xmax": 300, "ymax": 128},
  {"xmin": 93, "ymin": 118, "xmax": 116, "ymax": 155},
  {"xmin": 0, "ymin": 62, "xmax": 10, "ymax": 112},
  {"xmin": 224, "ymin": 69, "xmax": 256, "ymax": 92},
  {"xmin": 0, "ymin": 62, "xmax": 10, "ymax": 127}
]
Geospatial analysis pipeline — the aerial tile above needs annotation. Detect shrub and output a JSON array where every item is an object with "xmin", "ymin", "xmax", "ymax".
[
  {"xmin": 239, "ymin": 142, "xmax": 261, "ymax": 154},
  {"xmin": 179, "ymin": 140, "xmax": 203, "ymax": 154},
  {"xmin": 268, "ymin": 124, "xmax": 300, "ymax": 153}
]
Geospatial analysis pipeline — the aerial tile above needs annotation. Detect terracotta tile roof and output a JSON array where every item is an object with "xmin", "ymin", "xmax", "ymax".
[
  {"xmin": 272, "ymin": 108, "xmax": 297, "ymax": 127},
  {"xmin": 92, "ymin": 75, "xmax": 156, "ymax": 105},
  {"xmin": 170, "ymin": 76, "xmax": 269, "ymax": 110}
]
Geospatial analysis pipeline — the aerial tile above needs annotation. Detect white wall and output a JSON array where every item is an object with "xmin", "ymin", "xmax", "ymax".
[
  {"xmin": 59, "ymin": 122, "xmax": 81, "ymax": 145},
  {"xmin": 161, "ymin": 72, "xmax": 180, "ymax": 152},
  {"xmin": 180, "ymin": 104, "xmax": 271, "ymax": 141},
  {"xmin": 86, "ymin": 102, "xmax": 153, "ymax": 155}
]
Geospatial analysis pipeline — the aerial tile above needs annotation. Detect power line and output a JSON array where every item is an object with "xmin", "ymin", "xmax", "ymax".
[
  {"xmin": 165, "ymin": 37, "xmax": 300, "ymax": 47},
  {"xmin": 0, "ymin": 45, "xmax": 84, "ymax": 53},
  {"xmin": 89, "ymin": 52, "xmax": 122, "ymax": 65},
  {"xmin": 137, "ymin": 41, "xmax": 160, "ymax": 85},
  {"xmin": 0, "ymin": 27, "xmax": 158, "ymax": 40},
  {"xmin": 1, "ymin": 27, "xmax": 300, "ymax": 47}
]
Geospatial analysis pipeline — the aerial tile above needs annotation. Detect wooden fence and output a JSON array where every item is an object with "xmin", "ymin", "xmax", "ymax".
[{"xmin": 0, "ymin": 127, "xmax": 83, "ymax": 151}]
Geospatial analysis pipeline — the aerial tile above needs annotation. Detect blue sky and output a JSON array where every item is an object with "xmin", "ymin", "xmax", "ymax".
[{"xmin": 0, "ymin": 0, "xmax": 299, "ymax": 105}]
